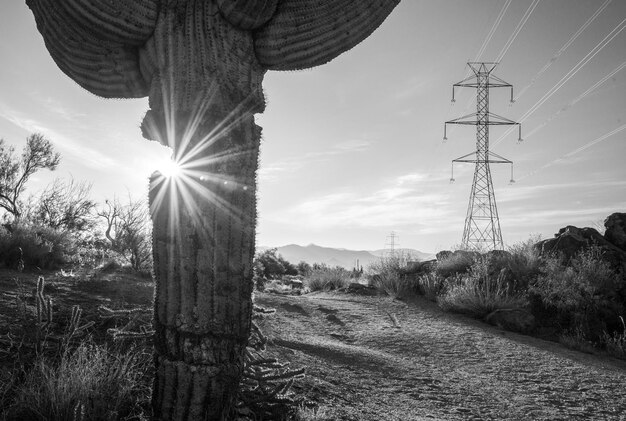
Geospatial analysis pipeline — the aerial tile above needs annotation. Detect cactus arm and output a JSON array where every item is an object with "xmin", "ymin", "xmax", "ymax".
[
  {"xmin": 217, "ymin": 0, "xmax": 279, "ymax": 30},
  {"xmin": 254, "ymin": 0, "xmax": 400, "ymax": 71},
  {"xmin": 56, "ymin": 0, "xmax": 159, "ymax": 45},
  {"xmin": 26, "ymin": 0, "xmax": 157, "ymax": 98}
]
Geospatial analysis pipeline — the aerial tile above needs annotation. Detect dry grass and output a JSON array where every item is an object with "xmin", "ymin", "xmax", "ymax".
[
  {"xmin": 304, "ymin": 267, "xmax": 351, "ymax": 292},
  {"xmin": 368, "ymin": 253, "xmax": 417, "ymax": 299},
  {"xmin": 602, "ymin": 317, "xmax": 626, "ymax": 359},
  {"xmin": 8, "ymin": 342, "xmax": 151, "ymax": 421},
  {"xmin": 416, "ymin": 273, "xmax": 447, "ymax": 302},
  {"xmin": 437, "ymin": 271, "xmax": 528, "ymax": 318}
]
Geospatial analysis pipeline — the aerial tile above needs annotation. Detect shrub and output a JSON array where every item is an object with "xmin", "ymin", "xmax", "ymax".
[
  {"xmin": 0, "ymin": 222, "xmax": 77, "ymax": 269},
  {"xmin": 8, "ymin": 342, "xmax": 150, "ymax": 421},
  {"xmin": 602, "ymin": 317, "xmax": 626, "ymax": 359},
  {"xmin": 559, "ymin": 327, "xmax": 596, "ymax": 354},
  {"xmin": 506, "ymin": 236, "xmax": 543, "ymax": 289},
  {"xmin": 254, "ymin": 248, "xmax": 297, "ymax": 280},
  {"xmin": 437, "ymin": 262, "xmax": 528, "ymax": 318},
  {"xmin": 368, "ymin": 253, "xmax": 419, "ymax": 299},
  {"xmin": 304, "ymin": 266, "xmax": 350, "ymax": 291},
  {"xmin": 529, "ymin": 246, "xmax": 623, "ymax": 339},
  {"xmin": 435, "ymin": 251, "xmax": 477, "ymax": 278},
  {"xmin": 416, "ymin": 273, "xmax": 447, "ymax": 302}
]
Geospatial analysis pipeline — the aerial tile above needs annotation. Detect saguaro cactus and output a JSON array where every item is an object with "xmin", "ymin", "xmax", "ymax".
[{"xmin": 26, "ymin": 1, "xmax": 399, "ymax": 419}]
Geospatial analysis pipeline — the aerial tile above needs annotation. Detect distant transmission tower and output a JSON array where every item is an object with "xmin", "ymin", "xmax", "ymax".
[
  {"xmin": 444, "ymin": 62, "xmax": 522, "ymax": 251},
  {"xmin": 385, "ymin": 231, "xmax": 398, "ymax": 258}
]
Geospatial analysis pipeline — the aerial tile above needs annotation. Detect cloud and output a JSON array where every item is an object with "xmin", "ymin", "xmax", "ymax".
[
  {"xmin": 259, "ymin": 138, "xmax": 372, "ymax": 182},
  {"xmin": 498, "ymin": 180, "xmax": 626, "ymax": 203},
  {"xmin": 393, "ymin": 77, "xmax": 431, "ymax": 100},
  {"xmin": 0, "ymin": 102, "xmax": 119, "ymax": 170},
  {"xmin": 258, "ymin": 161, "xmax": 303, "ymax": 182},
  {"xmin": 273, "ymin": 172, "xmax": 455, "ymax": 230},
  {"xmin": 37, "ymin": 96, "xmax": 88, "ymax": 121}
]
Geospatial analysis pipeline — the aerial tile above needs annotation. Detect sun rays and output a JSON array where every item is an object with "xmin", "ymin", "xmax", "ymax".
[{"xmin": 145, "ymin": 78, "xmax": 260, "ymax": 244}]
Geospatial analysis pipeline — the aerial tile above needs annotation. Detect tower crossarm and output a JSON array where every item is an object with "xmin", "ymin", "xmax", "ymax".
[{"xmin": 444, "ymin": 115, "xmax": 521, "ymax": 141}]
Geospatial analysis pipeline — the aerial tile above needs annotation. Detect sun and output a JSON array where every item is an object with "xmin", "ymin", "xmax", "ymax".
[{"xmin": 159, "ymin": 156, "xmax": 183, "ymax": 178}]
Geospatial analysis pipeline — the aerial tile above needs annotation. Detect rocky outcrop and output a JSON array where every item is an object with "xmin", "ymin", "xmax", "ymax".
[
  {"xmin": 605, "ymin": 212, "xmax": 626, "ymax": 252},
  {"xmin": 535, "ymin": 225, "xmax": 626, "ymax": 270},
  {"xmin": 436, "ymin": 250, "xmax": 453, "ymax": 261},
  {"xmin": 346, "ymin": 283, "xmax": 381, "ymax": 296},
  {"xmin": 485, "ymin": 308, "xmax": 536, "ymax": 334}
]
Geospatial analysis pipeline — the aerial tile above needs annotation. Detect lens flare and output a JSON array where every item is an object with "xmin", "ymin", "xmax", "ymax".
[{"xmin": 159, "ymin": 157, "xmax": 182, "ymax": 178}]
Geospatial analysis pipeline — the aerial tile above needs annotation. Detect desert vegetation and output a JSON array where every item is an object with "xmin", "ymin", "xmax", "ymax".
[
  {"xmin": 1, "ymin": 134, "xmax": 625, "ymax": 419},
  {"xmin": 251, "ymin": 231, "xmax": 626, "ymax": 361},
  {"xmin": 361, "ymin": 235, "xmax": 626, "ymax": 358}
]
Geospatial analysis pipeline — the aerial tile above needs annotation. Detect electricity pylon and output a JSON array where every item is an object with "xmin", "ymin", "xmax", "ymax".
[
  {"xmin": 444, "ymin": 62, "xmax": 521, "ymax": 251},
  {"xmin": 385, "ymin": 231, "xmax": 398, "ymax": 258}
]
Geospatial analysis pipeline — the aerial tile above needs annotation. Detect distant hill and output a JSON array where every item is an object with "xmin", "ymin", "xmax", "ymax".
[{"xmin": 257, "ymin": 244, "xmax": 435, "ymax": 269}]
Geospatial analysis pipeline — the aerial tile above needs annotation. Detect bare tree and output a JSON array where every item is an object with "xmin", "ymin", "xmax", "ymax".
[
  {"xmin": 0, "ymin": 133, "xmax": 60, "ymax": 220},
  {"xmin": 25, "ymin": 178, "xmax": 96, "ymax": 232},
  {"xmin": 97, "ymin": 196, "xmax": 151, "ymax": 272}
]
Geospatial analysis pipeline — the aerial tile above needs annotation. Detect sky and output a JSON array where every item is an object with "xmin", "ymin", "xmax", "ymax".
[{"xmin": 1, "ymin": 0, "xmax": 625, "ymax": 254}]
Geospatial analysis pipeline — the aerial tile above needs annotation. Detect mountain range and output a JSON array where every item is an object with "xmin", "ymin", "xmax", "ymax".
[{"xmin": 257, "ymin": 244, "xmax": 435, "ymax": 270}]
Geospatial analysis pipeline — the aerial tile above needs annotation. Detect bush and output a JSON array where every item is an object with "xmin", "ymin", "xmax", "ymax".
[
  {"xmin": 0, "ymin": 223, "xmax": 77, "ymax": 269},
  {"xmin": 254, "ymin": 248, "xmax": 297, "ymax": 280},
  {"xmin": 529, "ymin": 247, "xmax": 623, "ymax": 339},
  {"xmin": 368, "ymin": 253, "xmax": 419, "ymax": 299},
  {"xmin": 602, "ymin": 317, "xmax": 626, "ymax": 359},
  {"xmin": 437, "ymin": 260, "xmax": 528, "ymax": 318},
  {"xmin": 416, "ymin": 273, "xmax": 447, "ymax": 302},
  {"xmin": 506, "ymin": 236, "xmax": 543, "ymax": 289},
  {"xmin": 304, "ymin": 266, "xmax": 351, "ymax": 291},
  {"xmin": 8, "ymin": 342, "xmax": 150, "ymax": 421}
]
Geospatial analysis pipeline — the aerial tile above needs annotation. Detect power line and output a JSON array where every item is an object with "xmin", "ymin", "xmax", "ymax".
[
  {"xmin": 518, "ymin": 123, "xmax": 626, "ymax": 181},
  {"xmin": 495, "ymin": 0, "xmax": 542, "ymax": 63},
  {"xmin": 476, "ymin": 0, "xmax": 513, "ymax": 62},
  {"xmin": 451, "ymin": 0, "xmax": 514, "ymax": 138},
  {"xmin": 514, "ymin": 0, "xmax": 613, "ymax": 102},
  {"xmin": 492, "ymin": 16, "xmax": 626, "ymax": 148},
  {"xmin": 524, "ymin": 60, "xmax": 626, "ymax": 139}
]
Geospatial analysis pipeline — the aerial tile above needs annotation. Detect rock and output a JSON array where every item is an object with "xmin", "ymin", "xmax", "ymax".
[
  {"xmin": 347, "ymin": 282, "xmax": 380, "ymax": 296},
  {"xmin": 286, "ymin": 279, "xmax": 303, "ymax": 289},
  {"xmin": 485, "ymin": 249, "xmax": 512, "ymax": 261},
  {"xmin": 485, "ymin": 308, "xmax": 536, "ymax": 334},
  {"xmin": 436, "ymin": 250, "xmax": 452, "ymax": 261},
  {"xmin": 535, "ymin": 225, "xmax": 626, "ymax": 270},
  {"xmin": 605, "ymin": 212, "xmax": 626, "ymax": 252},
  {"xmin": 402, "ymin": 259, "xmax": 437, "ymax": 276}
]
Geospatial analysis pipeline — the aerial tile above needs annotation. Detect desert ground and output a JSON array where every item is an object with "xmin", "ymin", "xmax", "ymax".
[{"xmin": 2, "ymin": 269, "xmax": 625, "ymax": 420}]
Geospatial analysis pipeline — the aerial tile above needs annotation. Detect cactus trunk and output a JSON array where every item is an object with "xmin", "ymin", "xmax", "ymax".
[
  {"xmin": 143, "ymin": 3, "xmax": 263, "ymax": 419},
  {"xmin": 149, "ymin": 113, "xmax": 258, "ymax": 420}
]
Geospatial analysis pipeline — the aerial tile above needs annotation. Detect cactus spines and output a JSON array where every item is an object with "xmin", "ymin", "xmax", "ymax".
[
  {"xmin": 217, "ymin": 0, "xmax": 279, "ymax": 30},
  {"xmin": 26, "ymin": 0, "xmax": 399, "ymax": 418},
  {"xmin": 26, "ymin": 0, "xmax": 151, "ymax": 98},
  {"xmin": 254, "ymin": 0, "xmax": 401, "ymax": 70}
]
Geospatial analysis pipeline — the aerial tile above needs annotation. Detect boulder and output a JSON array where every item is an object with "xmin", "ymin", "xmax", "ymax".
[
  {"xmin": 402, "ymin": 259, "xmax": 437, "ymax": 276},
  {"xmin": 347, "ymin": 282, "xmax": 380, "ymax": 296},
  {"xmin": 605, "ymin": 212, "xmax": 626, "ymax": 252},
  {"xmin": 436, "ymin": 250, "xmax": 452, "ymax": 261},
  {"xmin": 286, "ymin": 279, "xmax": 304, "ymax": 289},
  {"xmin": 485, "ymin": 249, "xmax": 512, "ymax": 261},
  {"xmin": 535, "ymin": 225, "xmax": 626, "ymax": 270},
  {"xmin": 485, "ymin": 308, "xmax": 536, "ymax": 334}
]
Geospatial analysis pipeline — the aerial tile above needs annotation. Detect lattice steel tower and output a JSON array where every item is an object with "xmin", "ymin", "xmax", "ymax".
[{"xmin": 443, "ymin": 62, "xmax": 521, "ymax": 251}]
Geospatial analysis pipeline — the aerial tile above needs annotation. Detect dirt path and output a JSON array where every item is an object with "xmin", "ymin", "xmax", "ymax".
[{"xmin": 255, "ymin": 291, "xmax": 626, "ymax": 421}]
